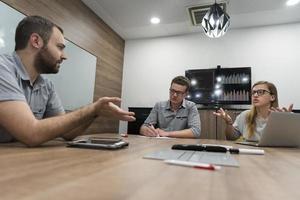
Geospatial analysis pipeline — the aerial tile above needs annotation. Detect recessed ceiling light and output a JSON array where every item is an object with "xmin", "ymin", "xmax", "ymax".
[
  {"xmin": 286, "ymin": 0, "xmax": 300, "ymax": 6},
  {"xmin": 150, "ymin": 17, "xmax": 160, "ymax": 24}
]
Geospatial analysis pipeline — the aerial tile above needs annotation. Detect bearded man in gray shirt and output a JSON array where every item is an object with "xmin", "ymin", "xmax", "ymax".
[
  {"xmin": 0, "ymin": 16, "xmax": 135, "ymax": 146},
  {"xmin": 140, "ymin": 76, "xmax": 201, "ymax": 138}
]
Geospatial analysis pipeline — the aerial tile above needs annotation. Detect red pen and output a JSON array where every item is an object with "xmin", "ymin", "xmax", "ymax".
[{"xmin": 164, "ymin": 160, "xmax": 221, "ymax": 171}]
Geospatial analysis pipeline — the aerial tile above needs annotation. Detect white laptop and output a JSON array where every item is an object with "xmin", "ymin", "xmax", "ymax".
[{"xmin": 236, "ymin": 112, "xmax": 300, "ymax": 147}]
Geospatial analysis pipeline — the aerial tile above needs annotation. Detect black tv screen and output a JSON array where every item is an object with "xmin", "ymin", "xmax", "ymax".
[
  {"xmin": 185, "ymin": 69, "xmax": 216, "ymax": 105},
  {"xmin": 185, "ymin": 67, "xmax": 251, "ymax": 105}
]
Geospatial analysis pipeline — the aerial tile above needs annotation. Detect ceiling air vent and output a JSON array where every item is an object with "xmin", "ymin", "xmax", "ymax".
[{"xmin": 187, "ymin": 2, "xmax": 227, "ymax": 26}]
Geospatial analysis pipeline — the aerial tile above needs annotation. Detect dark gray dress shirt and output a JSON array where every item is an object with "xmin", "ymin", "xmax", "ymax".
[{"xmin": 144, "ymin": 99, "xmax": 201, "ymax": 138}]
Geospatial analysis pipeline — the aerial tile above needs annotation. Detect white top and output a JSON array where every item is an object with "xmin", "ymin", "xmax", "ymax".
[{"xmin": 233, "ymin": 110, "xmax": 268, "ymax": 141}]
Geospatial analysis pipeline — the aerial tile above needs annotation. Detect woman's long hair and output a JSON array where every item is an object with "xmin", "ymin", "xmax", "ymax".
[{"xmin": 246, "ymin": 81, "xmax": 278, "ymax": 138}]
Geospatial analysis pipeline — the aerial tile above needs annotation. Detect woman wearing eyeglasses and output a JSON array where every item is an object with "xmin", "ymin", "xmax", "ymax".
[{"xmin": 214, "ymin": 81, "xmax": 293, "ymax": 141}]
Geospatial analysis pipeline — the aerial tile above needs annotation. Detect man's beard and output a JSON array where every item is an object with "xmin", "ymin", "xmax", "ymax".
[{"xmin": 34, "ymin": 47, "xmax": 61, "ymax": 74}]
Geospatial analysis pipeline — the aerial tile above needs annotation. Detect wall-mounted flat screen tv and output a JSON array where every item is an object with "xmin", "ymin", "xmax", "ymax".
[{"xmin": 185, "ymin": 67, "xmax": 251, "ymax": 105}]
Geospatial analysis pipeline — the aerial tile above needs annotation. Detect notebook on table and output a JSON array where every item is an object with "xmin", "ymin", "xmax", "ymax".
[{"xmin": 236, "ymin": 112, "xmax": 300, "ymax": 147}]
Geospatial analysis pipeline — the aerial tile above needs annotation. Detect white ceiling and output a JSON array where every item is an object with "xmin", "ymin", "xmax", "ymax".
[{"xmin": 81, "ymin": 0, "xmax": 300, "ymax": 40}]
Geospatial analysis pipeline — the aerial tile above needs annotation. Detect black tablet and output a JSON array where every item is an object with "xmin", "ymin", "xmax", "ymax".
[{"xmin": 67, "ymin": 137, "xmax": 129, "ymax": 149}]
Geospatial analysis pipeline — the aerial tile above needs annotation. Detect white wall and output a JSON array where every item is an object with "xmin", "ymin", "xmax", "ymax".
[{"xmin": 119, "ymin": 23, "xmax": 300, "ymax": 133}]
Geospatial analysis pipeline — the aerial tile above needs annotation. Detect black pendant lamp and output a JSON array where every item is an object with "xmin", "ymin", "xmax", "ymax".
[{"xmin": 201, "ymin": 1, "xmax": 230, "ymax": 38}]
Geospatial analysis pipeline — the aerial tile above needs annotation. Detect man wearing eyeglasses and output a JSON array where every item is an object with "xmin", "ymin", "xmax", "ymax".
[{"xmin": 140, "ymin": 76, "xmax": 201, "ymax": 138}]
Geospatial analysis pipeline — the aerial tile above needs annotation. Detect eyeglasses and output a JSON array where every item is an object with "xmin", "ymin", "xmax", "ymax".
[
  {"xmin": 251, "ymin": 89, "xmax": 271, "ymax": 96},
  {"xmin": 169, "ymin": 89, "xmax": 186, "ymax": 96}
]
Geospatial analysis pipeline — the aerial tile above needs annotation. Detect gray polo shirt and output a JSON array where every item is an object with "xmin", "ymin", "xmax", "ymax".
[
  {"xmin": 144, "ymin": 100, "xmax": 201, "ymax": 138},
  {"xmin": 0, "ymin": 52, "xmax": 64, "ymax": 142}
]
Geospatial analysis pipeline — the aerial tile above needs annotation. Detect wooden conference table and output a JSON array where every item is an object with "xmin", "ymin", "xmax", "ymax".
[{"xmin": 1, "ymin": 134, "xmax": 300, "ymax": 200}]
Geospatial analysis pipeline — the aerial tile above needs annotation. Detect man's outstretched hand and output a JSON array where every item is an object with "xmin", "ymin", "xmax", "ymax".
[{"xmin": 95, "ymin": 97, "xmax": 135, "ymax": 121}]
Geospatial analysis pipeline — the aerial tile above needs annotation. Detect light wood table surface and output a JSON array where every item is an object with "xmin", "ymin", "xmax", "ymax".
[{"xmin": 1, "ymin": 134, "xmax": 300, "ymax": 200}]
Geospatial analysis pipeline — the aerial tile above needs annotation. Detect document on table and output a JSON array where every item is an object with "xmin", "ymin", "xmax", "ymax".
[{"xmin": 143, "ymin": 149, "xmax": 239, "ymax": 167}]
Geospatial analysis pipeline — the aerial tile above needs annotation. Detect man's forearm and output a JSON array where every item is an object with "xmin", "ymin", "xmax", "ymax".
[
  {"xmin": 139, "ymin": 125, "xmax": 147, "ymax": 135},
  {"xmin": 61, "ymin": 118, "xmax": 96, "ymax": 141},
  {"xmin": 1, "ymin": 93, "xmax": 134, "ymax": 147},
  {"xmin": 140, "ymin": 124, "xmax": 160, "ymax": 137},
  {"xmin": 0, "ymin": 101, "xmax": 98, "ymax": 147},
  {"xmin": 32, "ymin": 103, "xmax": 97, "ymax": 145},
  {"xmin": 167, "ymin": 128, "xmax": 195, "ymax": 138}
]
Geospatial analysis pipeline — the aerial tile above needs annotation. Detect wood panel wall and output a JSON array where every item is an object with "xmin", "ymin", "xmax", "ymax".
[{"xmin": 1, "ymin": 0, "xmax": 124, "ymax": 133}]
